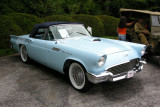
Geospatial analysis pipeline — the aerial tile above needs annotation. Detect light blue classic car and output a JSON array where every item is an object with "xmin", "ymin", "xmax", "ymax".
[{"xmin": 10, "ymin": 22, "xmax": 146, "ymax": 91}]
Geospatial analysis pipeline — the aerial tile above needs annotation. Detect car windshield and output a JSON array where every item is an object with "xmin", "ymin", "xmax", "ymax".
[
  {"xmin": 49, "ymin": 24, "xmax": 91, "ymax": 39},
  {"xmin": 152, "ymin": 15, "xmax": 160, "ymax": 26}
]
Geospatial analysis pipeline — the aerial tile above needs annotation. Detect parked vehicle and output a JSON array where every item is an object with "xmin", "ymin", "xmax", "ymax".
[
  {"xmin": 11, "ymin": 22, "xmax": 146, "ymax": 91},
  {"xmin": 120, "ymin": 8, "xmax": 160, "ymax": 59}
]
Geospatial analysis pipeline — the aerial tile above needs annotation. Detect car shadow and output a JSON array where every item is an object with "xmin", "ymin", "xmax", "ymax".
[
  {"xmin": 28, "ymin": 57, "xmax": 69, "ymax": 83},
  {"xmin": 14, "ymin": 54, "xmax": 70, "ymax": 86},
  {"xmin": 143, "ymin": 54, "xmax": 160, "ymax": 68}
]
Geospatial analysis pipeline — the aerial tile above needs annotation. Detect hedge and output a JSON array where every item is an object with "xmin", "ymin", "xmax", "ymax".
[
  {"xmin": 70, "ymin": 14, "xmax": 104, "ymax": 37},
  {"xmin": 97, "ymin": 15, "xmax": 119, "ymax": 36},
  {"xmin": 0, "ymin": 13, "xmax": 119, "ymax": 50},
  {"xmin": 45, "ymin": 15, "xmax": 74, "ymax": 22},
  {"xmin": 7, "ymin": 13, "xmax": 44, "ymax": 34},
  {"xmin": 0, "ymin": 15, "xmax": 23, "ymax": 49}
]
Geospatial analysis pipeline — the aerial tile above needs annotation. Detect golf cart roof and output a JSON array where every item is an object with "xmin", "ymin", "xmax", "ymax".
[{"xmin": 120, "ymin": 8, "xmax": 160, "ymax": 16}]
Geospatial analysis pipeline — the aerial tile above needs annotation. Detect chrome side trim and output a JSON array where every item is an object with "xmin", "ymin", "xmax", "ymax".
[
  {"xmin": 62, "ymin": 51, "xmax": 72, "ymax": 55},
  {"xmin": 52, "ymin": 47, "xmax": 60, "ymax": 52}
]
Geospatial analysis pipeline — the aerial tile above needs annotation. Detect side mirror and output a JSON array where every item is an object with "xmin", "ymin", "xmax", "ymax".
[{"xmin": 87, "ymin": 26, "xmax": 92, "ymax": 35}]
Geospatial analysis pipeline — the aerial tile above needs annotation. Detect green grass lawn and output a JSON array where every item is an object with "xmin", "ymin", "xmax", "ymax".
[
  {"xmin": 102, "ymin": 36, "xmax": 118, "ymax": 39},
  {"xmin": 0, "ymin": 48, "xmax": 17, "ymax": 57}
]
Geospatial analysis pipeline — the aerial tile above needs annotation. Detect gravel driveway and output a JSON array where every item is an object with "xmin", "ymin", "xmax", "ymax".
[{"xmin": 0, "ymin": 54, "xmax": 160, "ymax": 107}]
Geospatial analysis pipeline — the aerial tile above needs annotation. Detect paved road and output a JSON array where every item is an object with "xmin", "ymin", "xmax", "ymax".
[{"xmin": 0, "ymin": 54, "xmax": 160, "ymax": 107}]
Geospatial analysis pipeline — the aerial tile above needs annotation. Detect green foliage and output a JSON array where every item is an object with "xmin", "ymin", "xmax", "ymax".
[
  {"xmin": 1, "ymin": 0, "xmax": 160, "ymax": 17},
  {"xmin": 45, "ymin": 15, "xmax": 74, "ymax": 22},
  {"xmin": 0, "ymin": 48, "xmax": 16, "ymax": 57},
  {"xmin": 7, "ymin": 0, "xmax": 28, "ymax": 13},
  {"xmin": 0, "ymin": 15, "xmax": 23, "ymax": 49},
  {"xmin": 7, "ymin": 13, "xmax": 44, "ymax": 34},
  {"xmin": 0, "ymin": 3, "xmax": 14, "ymax": 15},
  {"xmin": 102, "ymin": 36, "xmax": 118, "ymax": 40},
  {"xmin": 80, "ymin": 0, "xmax": 96, "ymax": 14},
  {"xmin": 108, "ymin": 0, "xmax": 127, "ymax": 17},
  {"xmin": 97, "ymin": 15, "xmax": 119, "ymax": 37},
  {"xmin": 0, "ymin": 13, "xmax": 43, "ymax": 49},
  {"xmin": 19, "ymin": 0, "xmax": 66, "ymax": 17},
  {"xmin": 0, "ymin": 13, "xmax": 120, "ymax": 50},
  {"xmin": 71, "ymin": 14, "xmax": 104, "ymax": 36}
]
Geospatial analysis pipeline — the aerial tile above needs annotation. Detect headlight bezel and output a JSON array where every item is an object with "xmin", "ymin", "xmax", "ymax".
[{"xmin": 98, "ymin": 55, "xmax": 107, "ymax": 67}]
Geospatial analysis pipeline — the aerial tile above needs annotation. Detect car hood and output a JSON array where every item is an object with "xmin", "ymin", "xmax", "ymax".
[{"xmin": 61, "ymin": 36, "xmax": 131, "ymax": 55}]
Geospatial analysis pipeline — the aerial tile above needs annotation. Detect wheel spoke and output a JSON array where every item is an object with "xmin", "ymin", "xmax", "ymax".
[{"xmin": 71, "ymin": 65, "xmax": 84, "ymax": 86}]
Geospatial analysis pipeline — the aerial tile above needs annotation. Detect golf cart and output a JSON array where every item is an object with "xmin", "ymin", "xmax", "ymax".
[{"xmin": 120, "ymin": 8, "xmax": 160, "ymax": 61}]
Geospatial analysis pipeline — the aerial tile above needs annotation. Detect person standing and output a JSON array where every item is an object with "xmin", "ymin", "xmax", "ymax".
[{"xmin": 117, "ymin": 16, "xmax": 134, "ymax": 41}]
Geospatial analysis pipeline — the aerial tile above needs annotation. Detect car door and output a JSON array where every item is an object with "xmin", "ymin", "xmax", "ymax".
[
  {"xmin": 27, "ymin": 28, "xmax": 47, "ymax": 65},
  {"xmin": 45, "ymin": 28, "xmax": 67, "ymax": 72}
]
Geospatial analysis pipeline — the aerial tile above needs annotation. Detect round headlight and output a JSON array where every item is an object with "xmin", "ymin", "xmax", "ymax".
[
  {"xmin": 98, "ymin": 56, "xmax": 106, "ymax": 67},
  {"xmin": 141, "ymin": 47, "xmax": 146, "ymax": 56}
]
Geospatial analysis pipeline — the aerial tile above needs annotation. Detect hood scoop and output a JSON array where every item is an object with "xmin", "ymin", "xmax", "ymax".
[{"xmin": 93, "ymin": 38, "xmax": 101, "ymax": 41}]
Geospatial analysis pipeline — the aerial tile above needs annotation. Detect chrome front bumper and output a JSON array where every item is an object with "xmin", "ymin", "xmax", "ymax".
[{"xmin": 86, "ymin": 60, "xmax": 145, "ymax": 84}]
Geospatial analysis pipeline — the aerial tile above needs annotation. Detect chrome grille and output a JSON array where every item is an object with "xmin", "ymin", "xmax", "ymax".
[
  {"xmin": 107, "ymin": 58, "xmax": 139, "ymax": 75},
  {"xmin": 130, "ymin": 58, "xmax": 139, "ymax": 68}
]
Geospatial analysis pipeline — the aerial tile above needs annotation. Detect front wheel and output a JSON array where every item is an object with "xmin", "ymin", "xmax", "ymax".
[
  {"xmin": 69, "ymin": 62, "xmax": 92, "ymax": 92},
  {"xmin": 20, "ymin": 45, "xmax": 29, "ymax": 63}
]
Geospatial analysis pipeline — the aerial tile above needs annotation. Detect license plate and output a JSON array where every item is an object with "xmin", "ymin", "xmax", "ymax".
[{"xmin": 127, "ymin": 70, "xmax": 134, "ymax": 78}]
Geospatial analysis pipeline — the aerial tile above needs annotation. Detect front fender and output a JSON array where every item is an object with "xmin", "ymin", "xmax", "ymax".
[
  {"xmin": 64, "ymin": 57, "xmax": 87, "ymax": 71},
  {"xmin": 124, "ymin": 42, "xmax": 146, "ymax": 56},
  {"xmin": 109, "ymin": 39, "xmax": 146, "ymax": 56}
]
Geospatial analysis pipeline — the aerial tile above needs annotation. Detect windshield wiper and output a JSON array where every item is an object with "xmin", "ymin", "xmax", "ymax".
[{"xmin": 76, "ymin": 32, "xmax": 86, "ymax": 35}]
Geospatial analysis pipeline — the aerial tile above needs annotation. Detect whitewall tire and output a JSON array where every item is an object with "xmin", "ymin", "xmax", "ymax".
[
  {"xmin": 69, "ymin": 62, "xmax": 92, "ymax": 91},
  {"xmin": 20, "ymin": 45, "xmax": 29, "ymax": 63}
]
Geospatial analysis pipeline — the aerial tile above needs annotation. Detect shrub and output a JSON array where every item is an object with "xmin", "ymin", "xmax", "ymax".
[
  {"xmin": 45, "ymin": 15, "xmax": 75, "ymax": 22},
  {"xmin": 97, "ymin": 15, "xmax": 119, "ymax": 36},
  {"xmin": 7, "ymin": 13, "xmax": 44, "ymax": 34},
  {"xmin": 0, "ymin": 15, "xmax": 23, "ymax": 49},
  {"xmin": 70, "ymin": 14, "xmax": 104, "ymax": 37}
]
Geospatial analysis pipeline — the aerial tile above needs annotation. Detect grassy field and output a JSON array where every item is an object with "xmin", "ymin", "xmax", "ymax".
[{"xmin": 0, "ymin": 36, "xmax": 117, "ymax": 57}]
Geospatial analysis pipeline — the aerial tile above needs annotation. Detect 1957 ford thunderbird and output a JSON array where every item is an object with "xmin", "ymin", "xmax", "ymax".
[{"xmin": 10, "ymin": 22, "xmax": 146, "ymax": 91}]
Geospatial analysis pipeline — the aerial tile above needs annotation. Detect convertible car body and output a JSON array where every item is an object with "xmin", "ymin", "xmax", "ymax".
[{"xmin": 10, "ymin": 22, "xmax": 146, "ymax": 91}]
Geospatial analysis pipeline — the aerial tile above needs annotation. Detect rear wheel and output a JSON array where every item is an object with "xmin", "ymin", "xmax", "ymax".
[
  {"xmin": 69, "ymin": 62, "xmax": 92, "ymax": 92},
  {"xmin": 20, "ymin": 45, "xmax": 29, "ymax": 63}
]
